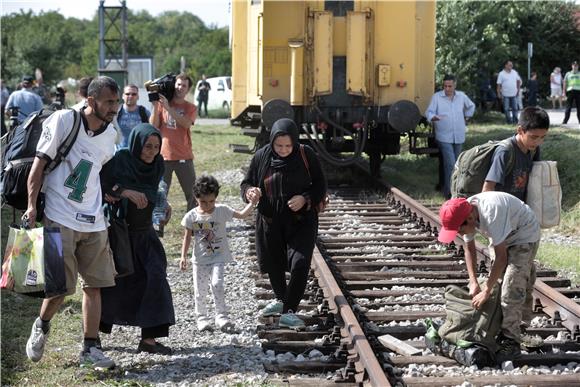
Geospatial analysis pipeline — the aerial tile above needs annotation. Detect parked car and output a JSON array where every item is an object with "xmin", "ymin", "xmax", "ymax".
[{"xmin": 194, "ymin": 76, "xmax": 232, "ymax": 113}]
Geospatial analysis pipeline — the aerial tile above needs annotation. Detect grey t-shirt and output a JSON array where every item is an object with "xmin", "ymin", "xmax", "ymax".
[
  {"xmin": 485, "ymin": 135, "xmax": 540, "ymax": 201},
  {"xmin": 463, "ymin": 192, "xmax": 540, "ymax": 247}
]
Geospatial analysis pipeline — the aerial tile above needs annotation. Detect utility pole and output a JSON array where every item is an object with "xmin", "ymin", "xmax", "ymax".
[
  {"xmin": 98, "ymin": 0, "xmax": 128, "ymax": 86},
  {"xmin": 527, "ymin": 42, "xmax": 533, "ymax": 80}
]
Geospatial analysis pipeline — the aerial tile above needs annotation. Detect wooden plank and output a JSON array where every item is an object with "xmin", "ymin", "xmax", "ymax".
[{"xmin": 378, "ymin": 334, "xmax": 422, "ymax": 356}]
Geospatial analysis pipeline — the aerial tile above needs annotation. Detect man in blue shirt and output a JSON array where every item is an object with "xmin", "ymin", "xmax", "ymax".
[
  {"xmin": 426, "ymin": 74, "xmax": 476, "ymax": 199},
  {"xmin": 117, "ymin": 84, "xmax": 150, "ymax": 148},
  {"xmin": 5, "ymin": 75, "xmax": 43, "ymax": 123}
]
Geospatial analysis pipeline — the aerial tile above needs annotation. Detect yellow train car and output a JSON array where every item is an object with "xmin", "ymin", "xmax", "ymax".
[{"xmin": 231, "ymin": 0, "xmax": 436, "ymax": 175}]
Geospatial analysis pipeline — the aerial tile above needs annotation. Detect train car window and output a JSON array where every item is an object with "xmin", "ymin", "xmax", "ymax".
[{"xmin": 325, "ymin": 1, "xmax": 353, "ymax": 16}]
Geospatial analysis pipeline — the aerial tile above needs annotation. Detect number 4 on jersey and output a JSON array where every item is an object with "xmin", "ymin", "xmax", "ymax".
[{"xmin": 64, "ymin": 160, "xmax": 93, "ymax": 202}]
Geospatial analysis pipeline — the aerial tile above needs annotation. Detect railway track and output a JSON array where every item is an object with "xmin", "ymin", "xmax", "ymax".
[{"xmin": 251, "ymin": 175, "xmax": 580, "ymax": 386}]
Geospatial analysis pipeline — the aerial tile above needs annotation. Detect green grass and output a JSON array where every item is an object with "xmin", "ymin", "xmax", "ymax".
[
  {"xmin": 0, "ymin": 122, "xmax": 255, "ymax": 386},
  {"xmin": 2, "ymin": 117, "xmax": 578, "ymax": 385},
  {"xmin": 381, "ymin": 113, "xmax": 580, "ymax": 285}
]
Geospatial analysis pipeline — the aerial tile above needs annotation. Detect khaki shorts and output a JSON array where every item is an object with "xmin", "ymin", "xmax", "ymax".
[{"xmin": 45, "ymin": 218, "xmax": 116, "ymax": 296}]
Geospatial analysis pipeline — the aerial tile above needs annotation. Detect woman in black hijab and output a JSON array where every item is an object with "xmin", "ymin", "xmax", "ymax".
[
  {"xmin": 241, "ymin": 118, "xmax": 327, "ymax": 328},
  {"xmin": 99, "ymin": 123, "xmax": 175, "ymax": 354}
]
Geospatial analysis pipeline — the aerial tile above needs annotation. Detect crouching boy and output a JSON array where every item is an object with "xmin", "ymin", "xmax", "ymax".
[{"xmin": 438, "ymin": 191, "xmax": 540, "ymax": 361}]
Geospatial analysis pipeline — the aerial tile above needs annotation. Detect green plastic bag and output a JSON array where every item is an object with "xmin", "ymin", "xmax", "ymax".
[{"xmin": 5, "ymin": 226, "xmax": 45, "ymax": 294}]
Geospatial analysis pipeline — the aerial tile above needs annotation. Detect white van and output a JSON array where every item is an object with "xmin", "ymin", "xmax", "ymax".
[{"xmin": 194, "ymin": 76, "xmax": 232, "ymax": 113}]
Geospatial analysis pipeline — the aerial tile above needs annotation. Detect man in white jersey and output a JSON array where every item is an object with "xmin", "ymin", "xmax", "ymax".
[{"xmin": 23, "ymin": 76, "xmax": 120, "ymax": 370}]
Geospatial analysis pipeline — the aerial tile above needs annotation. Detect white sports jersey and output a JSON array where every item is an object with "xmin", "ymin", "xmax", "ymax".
[{"xmin": 37, "ymin": 109, "xmax": 116, "ymax": 232}]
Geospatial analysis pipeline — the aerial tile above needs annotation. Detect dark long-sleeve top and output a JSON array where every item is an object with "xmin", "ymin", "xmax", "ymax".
[{"xmin": 240, "ymin": 144, "xmax": 327, "ymax": 219}]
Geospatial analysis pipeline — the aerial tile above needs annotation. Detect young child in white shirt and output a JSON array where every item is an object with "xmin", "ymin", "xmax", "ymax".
[{"xmin": 180, "ymin": 175, "xmax": 257, "ymax": 332}]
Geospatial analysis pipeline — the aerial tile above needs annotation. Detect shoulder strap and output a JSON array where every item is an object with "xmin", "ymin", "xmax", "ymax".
[
  {"xmin": 45, "ymin": 109, "xmax": 82, "ymax": 174},
  {"xmin": 117, "ymin": 106, "xmax": 124, "ymax": 121},
  {"xmin": 138, "ymin": 105, "xmax": 148, "ymax": 123},
  {"xmin": 299, "ymin": 144, "xmax": 311, "ymax": 178},
  {"xmin": 499, "ymin": 138, "xmax": 516, "ymax": 177}
]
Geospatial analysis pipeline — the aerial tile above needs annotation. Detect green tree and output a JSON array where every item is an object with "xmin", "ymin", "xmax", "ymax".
[{"xmin": 435, "ymin": 1, "xmax": 580, "ymax": 102}]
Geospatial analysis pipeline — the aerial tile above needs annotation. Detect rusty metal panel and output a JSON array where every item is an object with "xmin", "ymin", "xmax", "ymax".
[
  {"xmin": 313, "ymin": 11, "xmax": 333, "ymax": 96},
  {"xmin": 346, "ymin": 11, "xmax": 368, "ymax": 96}
]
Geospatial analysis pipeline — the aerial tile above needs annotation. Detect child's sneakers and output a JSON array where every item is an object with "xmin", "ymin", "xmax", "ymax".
[
  {"xmin": 260, "ymin": 300, "xmax": 283, "ymax": 316},
  {"xmin": 197, "ymin": 316, "xmax": 213, "ymax": 332},
  {"xmin": 279, "ymin": 311, "xmax": 305, "ymax": 328},
  {"xmin": 216, "ymin": 314, "xmax": 236, "ymax": 333}
]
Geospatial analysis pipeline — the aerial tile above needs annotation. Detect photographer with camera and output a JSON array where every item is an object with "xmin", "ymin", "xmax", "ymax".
[{"xmin": 149, "ymin": 73, "xmax": 197, "ymax": 211}]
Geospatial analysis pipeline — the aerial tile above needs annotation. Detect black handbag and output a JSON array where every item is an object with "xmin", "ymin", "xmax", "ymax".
[{"xmin": 105, "ymin": 203, "xmax": 134, "ymax": 278}]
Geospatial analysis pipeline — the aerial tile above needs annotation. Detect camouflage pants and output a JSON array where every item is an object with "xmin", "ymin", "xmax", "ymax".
[{"xmin": 500, "ymin": 241, "xmax": 539, "ymax": 342}]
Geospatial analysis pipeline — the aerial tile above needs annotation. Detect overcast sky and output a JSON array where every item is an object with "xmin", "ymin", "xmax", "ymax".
[{"xmin": 1, "ymin": 0, "xmax": 231, "ymax": 27}]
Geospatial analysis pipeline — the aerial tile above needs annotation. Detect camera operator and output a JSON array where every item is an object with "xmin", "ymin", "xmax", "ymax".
[{"xmin": 150, "ymin": 73, "xmax": 197, "ymax": 210}]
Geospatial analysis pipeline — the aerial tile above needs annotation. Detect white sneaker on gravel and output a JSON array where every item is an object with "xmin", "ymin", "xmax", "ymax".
[
  {"xmin": 26, "ymin": 317, "xmax": 48, "ymax": 362},
  {"xmin": 261, "ymin": 300, "xmax": 283, "ymax": 316},
  {"xmin": 197, "ymin": 316, "xmax": 213, "ymax": 332},
  {"xmin": 79, "ymin": 347, "xmax": 115, "ymax": 370},
  {"xmin": 216, "ymin": 314, "xmax": 235, "ymax": 333}
]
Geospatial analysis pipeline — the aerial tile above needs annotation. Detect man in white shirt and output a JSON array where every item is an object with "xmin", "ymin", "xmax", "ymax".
[
  {"xmin": 23, "ymin": 76, "xmax": 120, "ymax": 370},
  {"xmin": 426, "ymin": 74, "xmax": 475, "ymax": 199},
  {"xmin": 438, "ymin": 192, "xmax": 540, "ymax": 362},
  {"xmin": 496, "ymin": 60, "xmax": 522, "ymax": 125}
]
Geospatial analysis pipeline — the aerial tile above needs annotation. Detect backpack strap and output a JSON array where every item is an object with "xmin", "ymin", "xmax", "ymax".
[
  {"xmin": 299, "ymin": 144, "xmax": 311, "ymax": 178},
  {"xmin": 499, "ymin": 138, "xmax": 516, "ymax": 178},
  {"xmin": 45, "ymin": 109, "xmax": 81, "ymax": 174},
  {"xmin": 138, "ymin": 105, "xmax": 149, "ymax": 123}
]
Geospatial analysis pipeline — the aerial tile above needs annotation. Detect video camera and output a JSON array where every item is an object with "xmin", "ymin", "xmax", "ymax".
[{"xmin": 145, "ymin": 73, "xmax": 176, "ymax": 102}]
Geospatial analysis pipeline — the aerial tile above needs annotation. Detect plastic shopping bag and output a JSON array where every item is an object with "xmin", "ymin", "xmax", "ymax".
[
  {"xmin": 6, "ymin": 226, "xmax": 45, "ymax": 293},
  {"xmin": 3, "ymin": 226, "xmax": 66, "ymax": 298}
]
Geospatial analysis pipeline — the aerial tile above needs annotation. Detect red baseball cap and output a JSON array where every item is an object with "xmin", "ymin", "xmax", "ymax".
[{"xmin": 438, "ymin": 198, "xmax": 473, "ymax": 243}]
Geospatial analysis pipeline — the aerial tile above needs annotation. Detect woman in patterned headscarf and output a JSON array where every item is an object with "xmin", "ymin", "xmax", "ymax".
[{"xmin": 241, "ymin": 118, "xmax": 327, "ymax": 328}]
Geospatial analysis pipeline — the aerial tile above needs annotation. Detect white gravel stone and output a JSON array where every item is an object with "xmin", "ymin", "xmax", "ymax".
[{"xmin": 101, "ymin": 194, "xmax": 268, "ymax": 386}]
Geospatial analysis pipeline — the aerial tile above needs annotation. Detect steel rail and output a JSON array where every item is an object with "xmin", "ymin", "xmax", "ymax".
[
  {"xmin": 311, "ymin": 246, "xmax": 391, "ymax": 387},
  {"xmin": 388, "ymin": 185, "xmax": 580, "ymax": 339}
]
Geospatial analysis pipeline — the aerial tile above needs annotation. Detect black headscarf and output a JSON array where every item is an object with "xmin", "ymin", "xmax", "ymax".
[
  {"xmin": 269, "ymin": 118, "xmax": 301, "ymax": 171},
  {"xmin": 104, "ymin": 123, "xmax": 164, "ymax": 202}
]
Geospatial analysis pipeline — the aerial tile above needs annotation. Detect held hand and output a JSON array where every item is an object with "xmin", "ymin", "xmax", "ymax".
[
  {"xmin": 179, "ymin": 258, "xmax": 188, "ymax": 271},
  {"xmin": 158, "ymin": 94, "xmax": 170, "ymax": 110},
  {"xmin": 471, "ymin": 287, "xmax": 491, "ymax": 310},
  {"xmin": 121, "ymin": 189, "xmax": 148, "ymax": 209},
  {"xmin": 104, "ymin": 193, "xmax": 120, "ymax": 203},
  {"xmin": 468, "ymin": 280, "xmax": 481, "ymax": 298},
  {"xmin": 431, "ymin": 115, "xmax": 441, "ymax": 122},
  {"xmin": 22, "ymin": 208, "xmax": 37, "ymax": 229},
  {"xmin": 246, "ymin": 187, "xmax": 262, "ymax": 204},
  {"xmin": 287, "ymin": 195, "xmax": 306, "ymax": 212}
]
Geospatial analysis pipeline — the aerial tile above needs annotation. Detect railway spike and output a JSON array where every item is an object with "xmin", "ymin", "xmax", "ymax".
[
  {"xmin": 552, "ymin": 311, "xmax": 563, "ymax": 327},
  {"xmin": 478, "ymin": 260, "xmax": 488, "ymax": 274},
  {"xmin": 533, "ymin": 298, "xmax": 544, "ymax": 313}
]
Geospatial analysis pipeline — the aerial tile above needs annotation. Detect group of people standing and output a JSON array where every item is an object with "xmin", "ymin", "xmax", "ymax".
[
  {"xmin": 19, "ymin": 74, "xmax": 326, "ymax": 370},
  {"xmin": 550, "ymin": 61, "xmax": 580, "ymax": 125},
  {"xmin": 427, "ymin": 63, "xmax": 552, "ymax": 361}
]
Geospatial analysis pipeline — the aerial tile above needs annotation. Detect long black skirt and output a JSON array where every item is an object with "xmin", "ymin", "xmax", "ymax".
[{"xmin": 101, "ymin": 228, "xmax": 175, "ymax": 335}]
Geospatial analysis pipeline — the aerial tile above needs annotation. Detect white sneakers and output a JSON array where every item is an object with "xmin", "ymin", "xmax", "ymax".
[
  {"xmin": 26, "ymin": 318, "xmax": 48, "ymax": 362},
  {"xmin": 27, "ymin": 317, "xmax": 115, "ymax": 370},
  {"xmin": 79, "ymin": 347, "xmax": 115, "ymax": 370}
]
